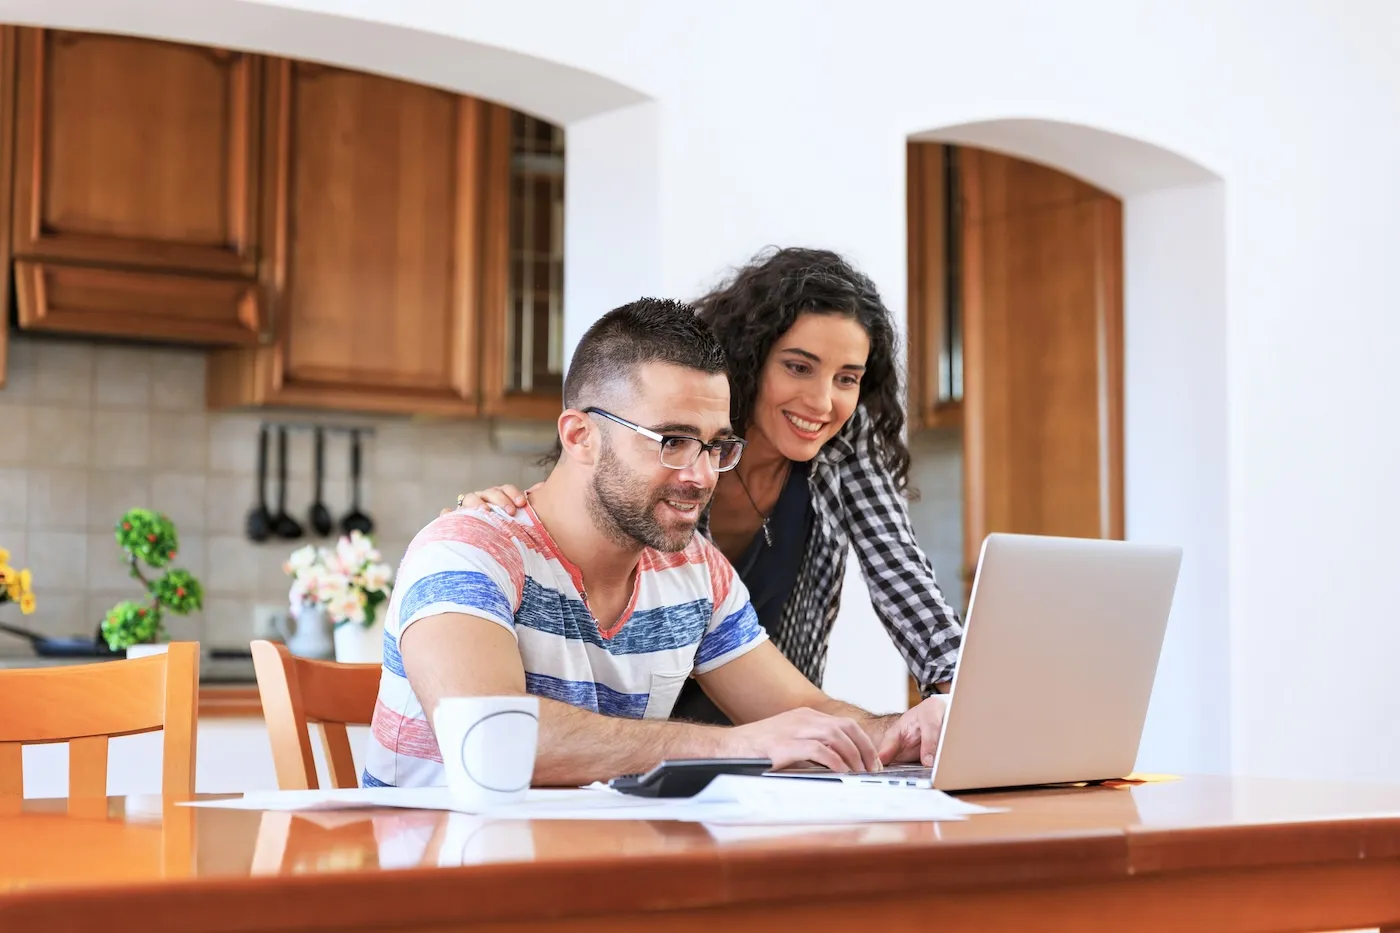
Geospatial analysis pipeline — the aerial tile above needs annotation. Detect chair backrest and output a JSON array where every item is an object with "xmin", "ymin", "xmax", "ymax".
[
  {"xmin": 0, "ymin": 642, "xmax": 200, "ymax": 804},
  {"xmin": 250, "ymin": 639, "xmax": 381, "ymax": 790}
]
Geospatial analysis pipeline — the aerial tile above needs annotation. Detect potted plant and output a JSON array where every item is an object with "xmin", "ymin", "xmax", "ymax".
[
  {"xmin": 284, "ymin": 530, "xmax": 393, "ymax": 664},
  {"xmin": 101, "ymin": 508, "xmax": 204, "ymax": 657},
  {"xmin": 0, "ymin": 546, "xmax": 36, "ymax": 616}
]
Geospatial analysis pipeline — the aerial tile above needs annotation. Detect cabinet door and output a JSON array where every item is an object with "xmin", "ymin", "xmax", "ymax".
[
  {"xmin": 11, "ymin": 28, "xmax": 265, "ymax": 345},
  {"xmin": 208, "ymin": 60, "xmax": 485, "ymax": 416},
  {"xmin": 0, "ymin": 28, "xmax": 15, "ymax": 390},
  {"xmin": 906, "ymin": 141, "xmax": 962, "ymax": 429},
  {"xmin": 478, "ymin": 108, "xmax": 564, "ymax": 421},
  {"xmin": 959, "ymin": 148, "xmax": 1124, "ymax": 580},
  {"xmin": 12, "ymin": 28, "xmax": 262, "ymax": 276},
  {"xmin": 14, "ymin": 261, "xmax": 261, "ymax": 344}
]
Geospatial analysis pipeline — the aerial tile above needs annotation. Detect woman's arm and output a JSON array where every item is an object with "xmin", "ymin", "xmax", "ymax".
[{"xmin": 840, "ymin": 420, "xmax": 964, "ymax": 697}]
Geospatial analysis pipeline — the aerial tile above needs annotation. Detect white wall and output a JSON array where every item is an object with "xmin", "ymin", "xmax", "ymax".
[
  {"xmin": 562, "ymin": 101, "xmax": 663, "ymax": 360},
  {"xmin": 7, "ymin": 0, "xmax": 1400, "ymax": 780},
  {"xmin": 1123, "ymin": 182, "xmax": 1230, "ymax": 775}
]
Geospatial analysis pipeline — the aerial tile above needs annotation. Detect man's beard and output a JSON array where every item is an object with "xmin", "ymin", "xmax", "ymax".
[{"xmin": 587, "ymin": 441, "xmax": 708, "ymax": 552}]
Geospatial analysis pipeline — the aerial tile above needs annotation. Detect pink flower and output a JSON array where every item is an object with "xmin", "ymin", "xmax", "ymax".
[{"xmin": 328, "ymin": 590, "xmax": 366, "ymax": 625}]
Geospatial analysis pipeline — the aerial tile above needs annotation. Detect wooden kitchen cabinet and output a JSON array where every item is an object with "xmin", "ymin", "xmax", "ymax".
[
  {"xmin": 10, "ymin": 28, "xmax": 266, "ymax": 345},
  {"xmin": 207, "ymin": 60, "xmax": 509, "ymax": 416},
  {"xmin": 0, "ymin": 27, "xmax": 16, "ymax": 390},
  {"xmin": 480, "ymin": 109, "xmax": 566, "ymax": 420}
]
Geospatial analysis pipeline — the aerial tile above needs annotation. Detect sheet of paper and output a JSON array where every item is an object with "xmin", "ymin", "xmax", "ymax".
[
  {"xmin": 686, "ymin": 775, "xmax": 1002, "ymax": 824},
  {"xmin": 182, "ymin": 775, "xmax": 1002, "ymax": 825}
]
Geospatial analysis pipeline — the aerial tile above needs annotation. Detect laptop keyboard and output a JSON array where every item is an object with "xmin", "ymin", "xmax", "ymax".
[{"xmin": 770, "ymin": 764, "xmax": 933, "ymax": 780}]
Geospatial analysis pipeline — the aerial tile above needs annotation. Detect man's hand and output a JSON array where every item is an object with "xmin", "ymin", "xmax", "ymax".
[
  {"xmin": 876, "ymin": 695, "xmax": 950, "ymax": 767},
  {"xmin": 721, "ymin": 707, "xmax": 882, "ymax": 772}
]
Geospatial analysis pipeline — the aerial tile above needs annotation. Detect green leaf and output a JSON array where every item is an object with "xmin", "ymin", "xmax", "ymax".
[
  {"xmin": 153, "ymin": 569, "xmax": 204, "ymax": 614},
  {"xmin": 100, "ymin": 599, "xmax": 165, "ymax": 651}
]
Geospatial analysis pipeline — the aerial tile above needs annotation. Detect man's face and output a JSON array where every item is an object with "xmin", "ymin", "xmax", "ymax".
[{"xmin": 588, "ymin": 362, "xmax": 733, "ymax": 552}]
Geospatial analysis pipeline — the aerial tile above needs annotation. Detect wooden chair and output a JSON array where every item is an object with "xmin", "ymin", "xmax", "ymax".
[
  {"xmin": 250, "ymin": 639, "xmax": 381, "ymax": 790},
  {"xmin": 0, "ymin": 641, "xmax": 200, "ymax": 807}
]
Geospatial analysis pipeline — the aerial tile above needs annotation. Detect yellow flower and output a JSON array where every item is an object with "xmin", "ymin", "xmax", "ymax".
[
  {"xmin": 18, "ymin": 569, "xmax": 31, "ymax": 593},
  {"xmin": 19, "ymin": 592, "xmax": 35, "ymax": 615},
  {"xmin": 0, "ymin": 547, "xmax": 9, "ymax": 565},
  {"xmin": 5, "ymin": 582, "xmax": 17, "ymax": 602},
  {"xmin": 0, "ymin": 565, "xmax": 12, "ymax": 587}
]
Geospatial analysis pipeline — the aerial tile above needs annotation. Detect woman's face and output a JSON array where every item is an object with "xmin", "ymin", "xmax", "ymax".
[{"xmin": 749, "ymin": 312, "xmax": 871, "ymax": 462}]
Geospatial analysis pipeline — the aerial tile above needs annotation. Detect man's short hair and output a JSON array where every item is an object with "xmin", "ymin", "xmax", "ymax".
[{"xmin": 563, "ymin": 297, "xmax": 727, "ymax": 410}]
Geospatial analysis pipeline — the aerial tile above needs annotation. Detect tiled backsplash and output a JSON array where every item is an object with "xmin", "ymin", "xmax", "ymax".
[{"xmin": 0, "ymin": 334, "xmax": 551, "ymax": 648}]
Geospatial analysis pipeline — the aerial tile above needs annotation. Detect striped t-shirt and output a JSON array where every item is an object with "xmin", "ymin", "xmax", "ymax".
[{"xmin": 363, "ymin": 503, "xmax": 767, "ymax": 788}]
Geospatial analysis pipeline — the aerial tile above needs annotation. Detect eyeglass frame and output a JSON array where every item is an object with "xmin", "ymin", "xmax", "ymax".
[{"xmin": 581, "ymin": 406, "xmax": 746, "ymax": 472}]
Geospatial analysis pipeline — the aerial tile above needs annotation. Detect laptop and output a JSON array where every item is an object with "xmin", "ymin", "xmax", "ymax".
[{"xmin": 773, "ymin": 532, "xmax": 1183, "ymax": 792}]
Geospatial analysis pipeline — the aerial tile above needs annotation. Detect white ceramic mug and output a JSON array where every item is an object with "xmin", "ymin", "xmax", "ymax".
[{"xmin": 432, "ymin": 696, "xmax": 539, "ymax": 811}]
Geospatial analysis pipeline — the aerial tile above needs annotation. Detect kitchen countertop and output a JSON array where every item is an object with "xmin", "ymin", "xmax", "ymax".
[
  {"xmin": 0, "ymin": 648, "xmax": 269, "ymax": 718},
  {"xmin": 0, "ymin": 648, "xmax": 256, "ymax": 684}
]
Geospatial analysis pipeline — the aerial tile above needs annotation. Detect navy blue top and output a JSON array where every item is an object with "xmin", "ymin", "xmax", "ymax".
[{"xmin": 670, "ymin": 461, "xmax": 813, "ymax": 725}]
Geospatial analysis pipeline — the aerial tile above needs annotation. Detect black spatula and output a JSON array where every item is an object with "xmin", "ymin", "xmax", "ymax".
[
  {"xmin": 246, "ymin": 425, "xmax": 273, "ymax": 543},
  {"xmin": 341, "ymin": 429, "xmax": 374, "ymax": 536},
  {"xmin": 308, "ymin": 426, "xmax": 334, "ymax": 537}
]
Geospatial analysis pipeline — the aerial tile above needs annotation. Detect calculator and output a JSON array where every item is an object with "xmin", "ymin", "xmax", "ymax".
[{"xmin": 607, "ymin": 759, "xmax": 774, "ymax": 798}]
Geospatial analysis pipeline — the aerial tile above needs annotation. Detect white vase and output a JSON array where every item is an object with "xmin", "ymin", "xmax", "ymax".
[
  {"xmin": 125, "ymin": 643, "xmax": 169, "ymax": 659},
  {"xmin": 285, "ymin": 603, "xmax": 335, "ymax": 659},
  {"xmin": 333, "ymin": 617, "xmax": 385, "ymax": 665}
]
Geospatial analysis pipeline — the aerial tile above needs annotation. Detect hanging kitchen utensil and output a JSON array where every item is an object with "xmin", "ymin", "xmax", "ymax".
[
  {"xmin": 272, "ymin": 426, "xmax": 304, "ymax": 540},
  {"xmin": 245, "ymin": 424, "xmax": 273, "ymax": 542},
  {"xmin": 341, "ymin": 429, "xmax": 374, "ymax": 536},
  {"xmin": 308, "ymin": 426, "xmax": 334, "ymax": 537}
]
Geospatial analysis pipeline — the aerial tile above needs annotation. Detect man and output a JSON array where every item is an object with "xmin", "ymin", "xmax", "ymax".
[{"xmin": 364, "ymin": 298, "xmax": 950, "ymax": 788}]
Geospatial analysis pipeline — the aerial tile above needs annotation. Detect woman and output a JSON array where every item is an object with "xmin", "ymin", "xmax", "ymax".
[{"xmin": 453, "ymin": 247, "xmax": 963, "ymax": 724}]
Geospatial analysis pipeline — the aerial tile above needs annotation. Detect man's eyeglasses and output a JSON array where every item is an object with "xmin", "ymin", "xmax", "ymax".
[{"xmin": 583, "ymin": 407, "xmax": 745, "ymax": 472}]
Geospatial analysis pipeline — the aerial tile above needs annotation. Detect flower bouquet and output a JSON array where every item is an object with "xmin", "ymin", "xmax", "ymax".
[
  {"xmin": 0, "ymin": 547, "xmax": 36, "ymax": 616},
  {"xmin": 284, "ymin": 530, "xmax": 393, "ymax": 663}
]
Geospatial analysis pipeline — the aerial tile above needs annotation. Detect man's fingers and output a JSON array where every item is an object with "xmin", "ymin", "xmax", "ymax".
[
  {"xmin": 877, "ymin": 723, "xmax": 904, "ymax": 765},
  {"xmin": 919, "ymin": 725, "xmax": 939, "ymax": 767},
  {"xmin": 919, "ymin": 703, "xmax": 947, "ymax": 766},
  {"xmin": 839, "ymin": 718, "xmax": 881, "ymax": 771},
  {"xmin": 808, "ymin": 720, "xmax": 865, "ymax": 771},
  {"xmin": 797, "ymin": 741, "xmax": 848, "ymax": 773}
]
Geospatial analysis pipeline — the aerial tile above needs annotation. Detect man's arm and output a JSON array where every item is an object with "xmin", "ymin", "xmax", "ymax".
[
  {"xmin": 696, "ymin": 640, "xmax": 953, "ymax": 767},
  {"xmin": 399, "ymin": 612, "xmax": 884, "ymax": 783},
  {"xmin": 399, "ymin": 612, "xmax": 730, "ymax": 786},
  {"xmin": 696, "ymin": 641, "xmax": 900, "ymax": 741}
]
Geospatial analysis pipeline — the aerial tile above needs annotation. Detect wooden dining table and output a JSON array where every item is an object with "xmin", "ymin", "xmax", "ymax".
[{"xmin": 3, "ymin": 775, "xmax": 1400, "ymax": 932}]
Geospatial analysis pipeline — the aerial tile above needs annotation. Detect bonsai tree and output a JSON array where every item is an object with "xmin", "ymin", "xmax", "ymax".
[{"xmin": 101, "ymin": 508, "xmax": 204, "ymax": 652}]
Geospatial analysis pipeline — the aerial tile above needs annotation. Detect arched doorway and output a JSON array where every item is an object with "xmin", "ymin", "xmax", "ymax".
[
  {"xmin": 0, "ymin": 0, "xmax": 647, "ymax": 123},
  {"xmin": 904, "ymin": 119, "xmax": 1228, "ymax": 775}
]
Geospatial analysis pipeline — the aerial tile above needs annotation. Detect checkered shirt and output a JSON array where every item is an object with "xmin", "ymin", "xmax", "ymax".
[{"xmin": 700, "ymin": 405, "xmax": 963, "ymax": 696}]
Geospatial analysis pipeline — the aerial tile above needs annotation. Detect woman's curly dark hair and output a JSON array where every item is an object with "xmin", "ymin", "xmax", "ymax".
[{"xmin": 693, "ymin": 246, "xmax": 913, "ymax": 493}]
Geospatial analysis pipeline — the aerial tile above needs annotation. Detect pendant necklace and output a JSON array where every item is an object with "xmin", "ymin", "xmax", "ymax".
[{"xmin": 734, "ymin": 460, "xmax": 791, "ymax": 548}]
